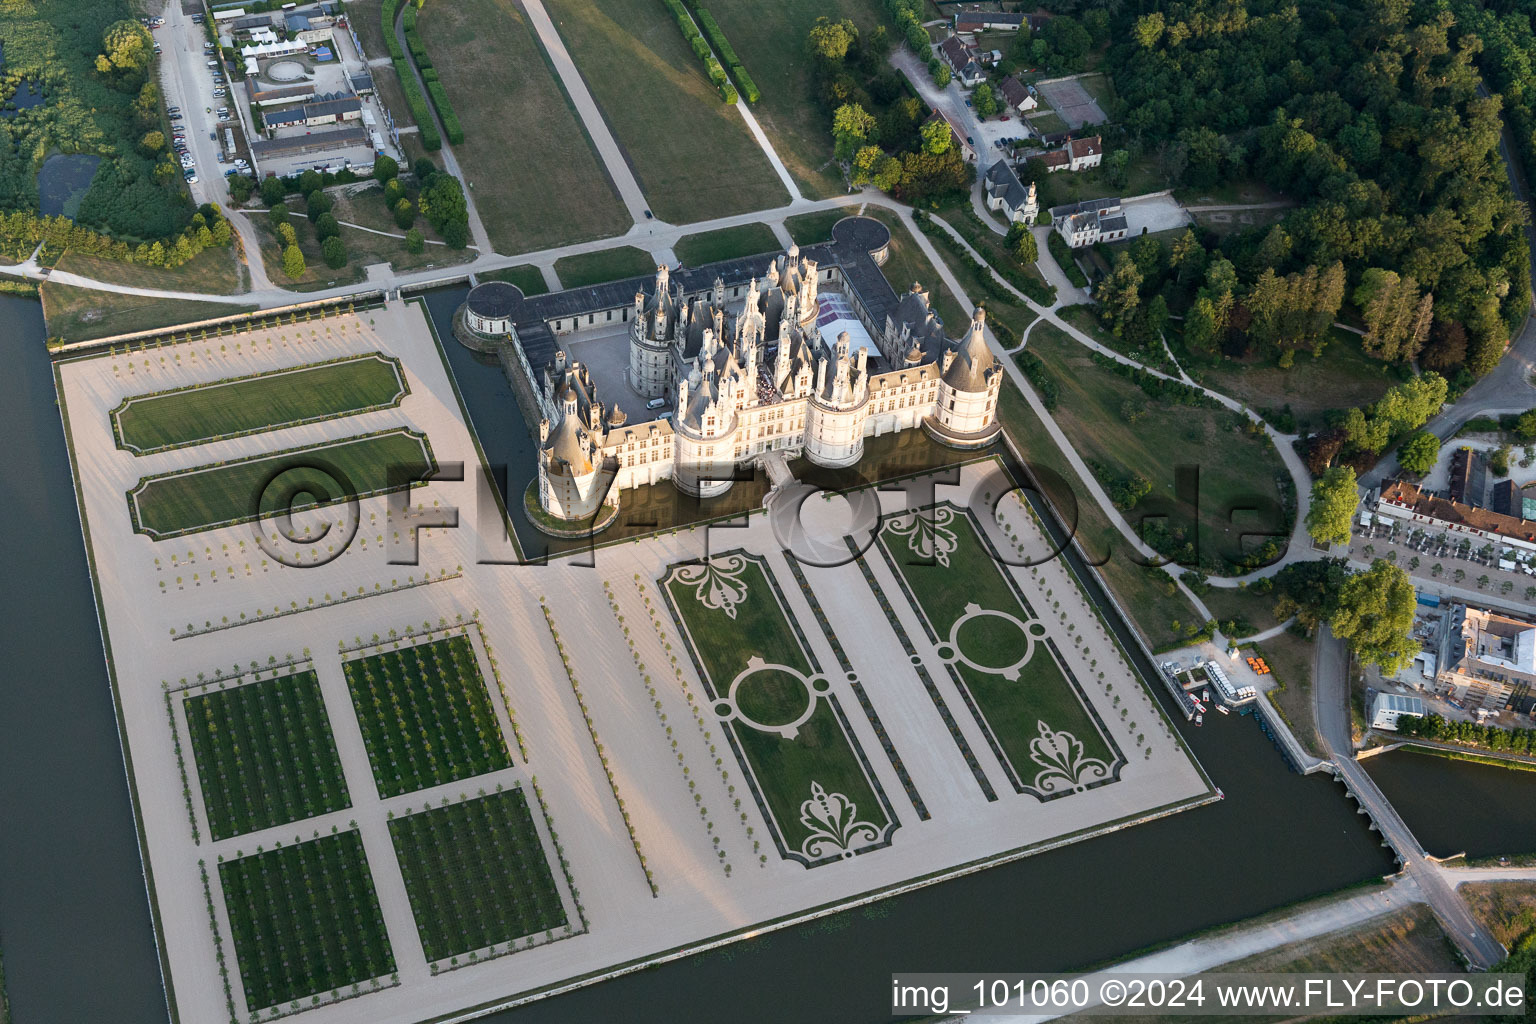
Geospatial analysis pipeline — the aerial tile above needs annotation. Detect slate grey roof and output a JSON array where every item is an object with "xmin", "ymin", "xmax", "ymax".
[
  {"xmin": 493, "ymin": 217, "xmax": 903, "ymax": 379},
  {"xmin": 985, "ymin": 161, "xmax": 1033, "ymax": 212}
]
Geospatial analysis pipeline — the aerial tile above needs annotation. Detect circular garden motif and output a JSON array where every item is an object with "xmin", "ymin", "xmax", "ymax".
[
  {"xmin": 714, "ymin": 656, "xmax": 826, "ymax": 738},
  {"xmin": 938, "ymin": 602, "xmax": 1047, "ymax": 682}
]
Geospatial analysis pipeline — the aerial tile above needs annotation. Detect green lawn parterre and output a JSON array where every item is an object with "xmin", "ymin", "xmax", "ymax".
[
  {"xmin": 343, "ymin": 634, "xmax": 512, "ymax": 798},
  {"xmin": 389, "ymin": 787, "xmax": 568, "ymax": 962},
  {"xmin": 219, "ymin": 830, "xmax": 395, "ymax": 1012},
  {"xmin": 128, "ymin": 428, "xmax": 436, "ymax": 540},
  {"xmin": 878, "ymin": 502, "xmax": 1123, "ymax": 797},
  {"xmin": 662, "ymin": 552, "xmax": 896, "ymax": 864},
  {"xmin": 185, "ymin": 669, "xmax": 350, "ymax": 841},
  {"xmin": 112, "ymin": 353, "xmax": 408, "ymax": 454},
  {"xmin": 673, "ymin": 223, "xmax": 781, "ymax": 266}
]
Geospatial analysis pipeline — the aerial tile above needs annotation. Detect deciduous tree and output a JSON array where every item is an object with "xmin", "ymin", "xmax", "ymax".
[
  {"xmin": 1330, "ymin": 559, "xmax": 1418, "ymax": 674},
  {"xmin": 1397, "ymin": 430, "xmax": 1440, "ymax": 475},
  {"xmin": 282, "ymin": 244, "xmax": 306, "ymax": 279},
  {"xmin": 1306, "ymin": 465, "xmax": 1358, "ymax": 547}
]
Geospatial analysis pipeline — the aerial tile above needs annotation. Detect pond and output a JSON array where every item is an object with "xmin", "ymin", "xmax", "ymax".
[
  {"xmin": 2, "ymin": 78, "xmax": 44, "ymax": 115},
  {"xmin": 37, "ymin": 152, "xmax": 100, "ymax": 219}
]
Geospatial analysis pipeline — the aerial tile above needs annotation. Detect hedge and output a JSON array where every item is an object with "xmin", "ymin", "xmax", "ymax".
[
  {"xmin": 425, "ymin": 80, "xmax": 465, "ymax": 145},
  {"xmin": 381, "ymin": 0, "xmax": 405, "ymax": 59},
  {"xmin": 392, "ymin": 57, "xmax": 442, "ymax": 150},
  {"xmin": 659, "ymin": 0, "xmax": 739, "ymax": 104},
  {"xmin": 695, "ymin": 7, "xmax": 760, "ymax": 102}
]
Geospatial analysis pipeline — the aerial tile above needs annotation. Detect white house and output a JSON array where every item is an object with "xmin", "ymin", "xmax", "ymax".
[
  {"xmin": 1370, "ymin": 692, "xmax": 1426, "ymax": 731},
  {"xmin": 983, "ymin": 161, "xmax": 1038, "ymax": 224},
  {"xmin": 1049, "ymin": 197, "xmax": 1127, "ymax": 248}
]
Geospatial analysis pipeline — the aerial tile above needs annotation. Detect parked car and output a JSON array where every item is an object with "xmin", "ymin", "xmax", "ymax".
[{"xmin": 169, "ymin": 112, "xmax": 182, "ymax": 120}]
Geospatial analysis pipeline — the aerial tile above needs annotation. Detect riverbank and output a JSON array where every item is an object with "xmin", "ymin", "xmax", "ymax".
[{"xmin": 1397, "ymin": 742, "xmax": 1536, "ymax": 773}]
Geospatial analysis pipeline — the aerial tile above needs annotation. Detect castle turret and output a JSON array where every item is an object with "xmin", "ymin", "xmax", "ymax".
[{"xmin": 928, "ymin": 307, "xmax": 1002, "ymax": 449}]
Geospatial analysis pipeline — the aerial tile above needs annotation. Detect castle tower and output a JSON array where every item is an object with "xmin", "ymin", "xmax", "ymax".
[
  {"xmin": 804, "ymin": 331, "xmax": 870, "ymax": 468},
  {"xmin": 928, "ymin": 308, "xmax": 1003, "ymax": 448},
  {"xmin": 629, "ymin": 264, "xmax": 680, "ymax": 399}
]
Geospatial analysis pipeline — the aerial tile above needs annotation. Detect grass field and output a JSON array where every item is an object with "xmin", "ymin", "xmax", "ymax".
[
  {"xmin": 185, "ymin": 669, "xmax": 350, "ymax": 841},
  {"xmin": 1255, "ymin": 630, "xmax": 1323, "ymax": 758},
  {"xmin": 1029, "ymin": 154, "xmax": 1166, "ymax": 211},
  {"xmin": 784, "ymin": 210, "xmax": 848, "ymax": 246},
  {"xmin": 113, "ymin": 353, "xmax": 407, "ymax": 454},
  {"xmin": 664, "ymin": 554, "xmax": 891, "ymax": 861},
  {"xmin": 994, "ymin": 376, "xmax": 1200, "ymax": 649},
  {"xmin": 674, "ymin": 223, "xmax": 780, "ymax": 266},
  {"xmin": 343, "ymin": 635, "xmax": 511, "ymax": 798},
  {"xmin": 880, "ymin": 503, "xmax": 1118, "ymax": 792},
  {"xmin": 40, "ymin": 282, "xmax": 254, "ymax": 344},
  {"xmin": 1462, "ymin": 881, "xmax": 1536, "ymax": 950},
  {"xmin": 543, "ymin": 0, "xmax": 787, "ymax": 222},
  {"xmin": 54, "ymin": 244, "xmax": 246, "ymax": 295},
  {"xmin": 250, "ymin": 214, "xmax": 365, "ymax": 293},
  {"xmin": 705, "ymin": 0, "xmax": 886, "ymax": 198},
  {"xmin": 255, "ymin": 207, "xmax": 473, "ymax": 289},
  {"xmin": 418, "ymin": 0, "xmax": 630, "ymax": 253},
  {"xmin": 348, "ymin": 0, "xmax": 393, "ymax": 62},
  {"xmin": 128, "ymin": 428, "xmax": 435, "ymax": 540},
  {"xmin": 477, "ymin": 265, "xmax": 549, "ymax": 296},
  {"xmin": 1025, "ymin": 323, "xmax": 1292, "ymax": 572},
  {"xmin": 918, "ymin": 217, "xmax": 1039, "ymax": 342},
  {"xmin": 219, "ymin": 831, "xmax": 394, "ymax": 1011},
  {"xmin": 1202, "ymin": 583, "xmax": 1282, "ymax": 637},
  {"xmin": 1174, "ymin": 326, "xmax": 1401, "ymax": 431},
  {"xmin": 553, "ymin": 246, "xmax": 655, "ymax": 289},
  {"xmin": 390, "ymin": 788, "xmax": 567, "ymax": 961}
]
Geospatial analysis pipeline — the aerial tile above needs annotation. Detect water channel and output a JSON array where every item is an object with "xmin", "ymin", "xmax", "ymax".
[{"xmin": 2, "ymin": 287, "xmax": 1525, "ymax": 1024}]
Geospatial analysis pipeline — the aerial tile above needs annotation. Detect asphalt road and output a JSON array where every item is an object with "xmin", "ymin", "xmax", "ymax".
[{"xmin": 1312, "ymin": 627, "xmax": 1508, "ymax": 969}]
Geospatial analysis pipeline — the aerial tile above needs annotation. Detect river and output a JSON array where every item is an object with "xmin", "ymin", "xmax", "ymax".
[
  {"xmin": 1365, "ymin": 748, "xmax": 1536, "ymax": 860},
  {"xmin": 0, "ymin": 289, "xmax": 1407, "ymax": 1024}
]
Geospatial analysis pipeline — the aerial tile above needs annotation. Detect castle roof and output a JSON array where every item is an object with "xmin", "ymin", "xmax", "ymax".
[
  {"xmin": 543, "ymin": 413, "xmax": 594, "ymax": 477},
  {"xmin": 942, "ymin": 310, "xmax": 998, "ymax": 392}
]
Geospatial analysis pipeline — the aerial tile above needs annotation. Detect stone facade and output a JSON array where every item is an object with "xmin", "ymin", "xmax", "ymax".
[
  {"xmin": 532, "ymin": 247, "xmax": 1002, "ymax": 522},
  {"xmin": 1051, "ymin": 197, "xmax": 1128, "ymax": 248}
]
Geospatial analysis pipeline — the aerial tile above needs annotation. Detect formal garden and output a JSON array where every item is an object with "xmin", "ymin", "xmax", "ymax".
[
  {"xmin": 184, "ymin": 668, "xmax": 351, "ymax": 841},
  {"xmin": 218, "ymin": 830, "xmax": 395, "ymax": 1012},
  {"xmin": 388, "ymin": 787, "xmax": 569, "ymax": 964},
  {"xmin": 342, "ymin": 633, "xmax": 512, "ymax": 798},
  {"xmin": 112, "ymin": 353, "xmax": 408, "ymax": 455},
  {"xmin": 876, "ymin": 502, "xmax": 1124, "ymax": 798},
  {"xmin": 127, "ymin": 428, "xmax": 436, "ymax": 540},
  {"xmin": 660, "ymin": 551, "xmax": 897, "ymax": 865}
]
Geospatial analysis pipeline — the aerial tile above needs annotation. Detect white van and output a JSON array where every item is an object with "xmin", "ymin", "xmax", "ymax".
[{"xmin": 645, "ymin": 397, "xmax": 667, "ymax": 410}]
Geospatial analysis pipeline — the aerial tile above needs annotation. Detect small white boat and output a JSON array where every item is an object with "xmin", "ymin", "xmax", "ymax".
[
  {"xmin": 1216, "ymin": 704, "xmax": 1230, "ymax": 716},
  {"xmin": 1202, "ymin": 689, "xmax": 1211, "ymax": 703},
  {"xmin": 1194, "ymin": 714, "xmax": 1204, "ymax": 726}
]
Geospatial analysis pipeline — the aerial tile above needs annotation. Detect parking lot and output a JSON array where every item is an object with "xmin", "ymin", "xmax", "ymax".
[
  {"xmin": 1349, "ymin": 517, "xmax": 1536, "ymax": 604},
  {"xmin": 154, "ymin": 2, "xmax": 245, "ymax": 204}
]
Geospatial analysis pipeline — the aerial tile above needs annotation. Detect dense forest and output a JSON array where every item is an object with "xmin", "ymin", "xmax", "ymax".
[
  {"xmin": 0, "ymin": 0, "xmax": 191, "ymax": 245},
  {"xmin": 1101, "ymin": 0, "xmax": 1530, "ymax": 384}
]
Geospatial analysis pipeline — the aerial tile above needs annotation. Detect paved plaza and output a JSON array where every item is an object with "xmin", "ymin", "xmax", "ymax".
[{"xmin": 55, "ymin": 300, "xmax": 1215, "ymax": 1024}]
